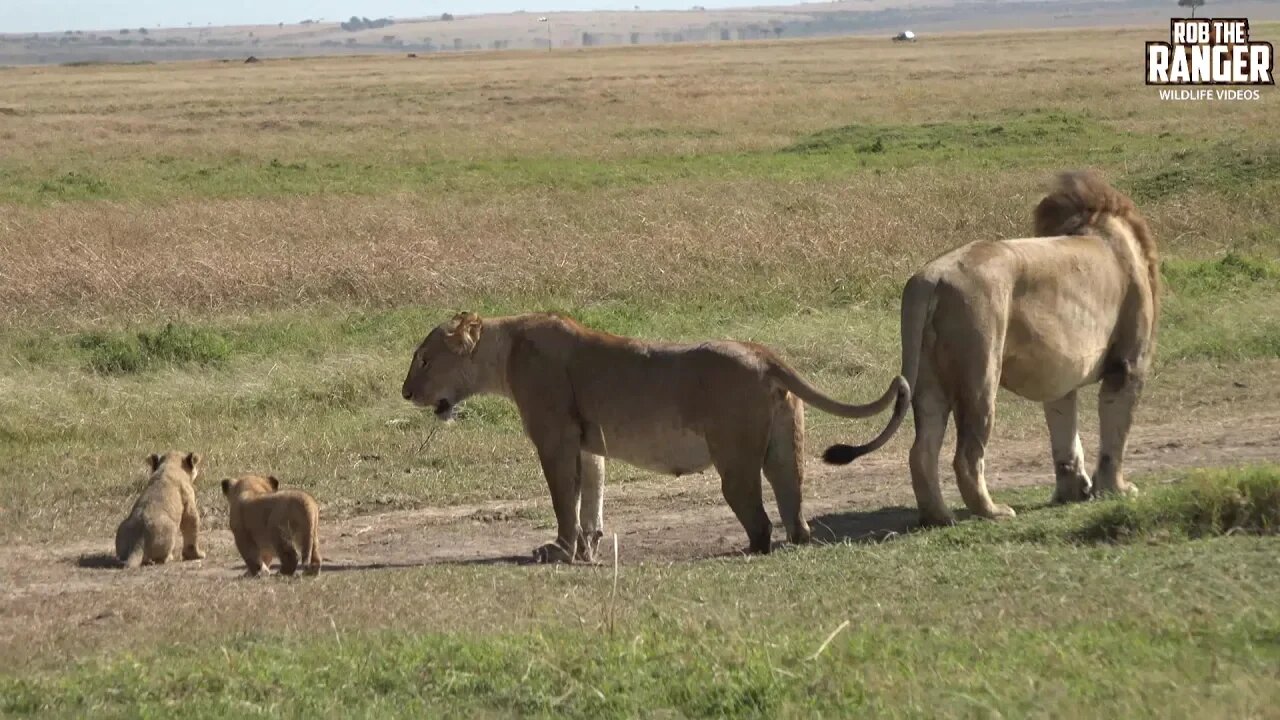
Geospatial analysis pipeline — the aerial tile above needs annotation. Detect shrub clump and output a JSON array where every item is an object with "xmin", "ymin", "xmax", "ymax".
[{"xmin": 77, "ymin": 323, "xmax": 231, "ymax": 375}]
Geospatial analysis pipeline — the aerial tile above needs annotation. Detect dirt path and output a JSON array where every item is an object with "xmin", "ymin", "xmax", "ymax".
[{"xmin": 4, "ymin": 410, "xmax": 1278, "ymax": 604}]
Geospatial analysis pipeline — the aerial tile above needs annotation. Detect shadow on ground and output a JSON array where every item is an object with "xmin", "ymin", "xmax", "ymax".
[{"xmin": 75, "ymin": 553, "xmax": 120, "ymax": 569}]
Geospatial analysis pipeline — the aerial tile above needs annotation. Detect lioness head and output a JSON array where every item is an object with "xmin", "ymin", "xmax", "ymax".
[
  {"xmin": 221, "ymin": 474, "xmax": 279, "ymax": 499},
  {"xmin": 148, "ymin": 451, "xmax": 201, "ymax": 480},
  {"xmin": 401, "ymin": 312, "xmax": 484, "ymax": 421}
]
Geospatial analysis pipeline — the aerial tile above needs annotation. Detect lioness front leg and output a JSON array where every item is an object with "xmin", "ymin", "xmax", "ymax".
[
  {"xmin": 575, "ymin": 452, "xmax": 605, "ymax": 563},
  {"xmin": 531, "ymin": 432, "xmax": 583, "ymax": 565}
]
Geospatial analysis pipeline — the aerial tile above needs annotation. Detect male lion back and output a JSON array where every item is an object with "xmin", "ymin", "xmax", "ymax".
[{"xmin": 1033, "ymin": 171, "xmax": 1158, "ymax": 296}]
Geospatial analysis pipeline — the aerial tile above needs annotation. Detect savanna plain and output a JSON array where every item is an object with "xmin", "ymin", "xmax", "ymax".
[{"xmin": 2, "ymin": 26, "xmax": 1280, "ymax": 717}]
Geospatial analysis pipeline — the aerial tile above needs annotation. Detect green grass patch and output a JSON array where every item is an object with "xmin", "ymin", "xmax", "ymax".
[
  {"xmin": 76, "ymin": 323, "xmax": 232, "ymax": 374},
  {"xmin": 1163, "ymin": 253, "xmax": 1280, "ymax": 297},
  {"xmin": 1123, "ymin": 143, "xmax": 1280, "ymax": 203},
  {"xmin": 0, "ymin": 112, "xmax": 1191, "ymax": 204},
  {"xmin": 4, "ymin": 473, "xmax": 1279, "ymax": 717},
  {"xmin": 782, "ymin": 110, "xmax": 1094, "ymax": 157}
]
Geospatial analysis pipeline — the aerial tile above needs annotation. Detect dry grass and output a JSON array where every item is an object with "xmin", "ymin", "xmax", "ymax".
[{"xmin": 1, "ymin": 27, "xmax": 1278, "ymax": 323}]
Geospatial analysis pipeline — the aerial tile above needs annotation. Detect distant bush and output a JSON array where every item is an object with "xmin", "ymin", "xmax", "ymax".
[{"xmin": 341, "ymin": 16, "xmax": 395, "ymax": 31}]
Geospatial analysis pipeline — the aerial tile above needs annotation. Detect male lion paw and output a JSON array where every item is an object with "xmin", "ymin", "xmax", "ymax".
[
  {"xmin": 182, "ymin": 546, "xmax": 206, "ymax": 561},
  {"xmin": 987, "ymin": 503, "xmax": 1017, "ymax": 520},
  {"xmin": 576, "ymin": 530, "xmax": 604, "ymax": 564},
  {"xmin": 532, "ymin": 541, "xmax": 574, "ymax": 565}
]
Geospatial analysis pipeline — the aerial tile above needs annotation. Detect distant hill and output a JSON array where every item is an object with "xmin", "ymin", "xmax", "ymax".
[{"xmin": 2, "ymin": 0, "xmax": 1277, "ymax": 66}]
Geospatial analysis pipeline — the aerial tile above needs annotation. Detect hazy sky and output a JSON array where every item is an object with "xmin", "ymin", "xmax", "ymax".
[{"xmin": 2, "ymin": 0, "xmax": 755, "ymax": 33}]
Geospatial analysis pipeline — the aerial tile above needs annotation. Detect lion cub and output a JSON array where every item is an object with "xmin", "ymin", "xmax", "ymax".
[
  {"xmin": 115, "ymin": 451, "xmax": 206, "ymax": 568},
  {"xmin": 222, "ymin": 474, "xmax": 322, "ymax": 577}
]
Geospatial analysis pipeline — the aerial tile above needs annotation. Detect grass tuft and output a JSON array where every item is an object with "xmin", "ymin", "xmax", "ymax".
[{"xmin": 1077, "ymin": 466, "xmax": 1280, "ymax": 542}]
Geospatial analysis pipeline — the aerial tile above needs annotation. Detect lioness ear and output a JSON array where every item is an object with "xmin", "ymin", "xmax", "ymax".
[
  {"xmin": 147, "ymin": 453, "xmax": 161, "ymax": 471},
  {"xmin": 221, "ymin": 479, "xmax": 232, "ymax": 496},
  {"xmin": 444, "ymin": 312, "xmax": 483, "ymax": 355},
  {"xmin": 268, "ymin": 475, "xmax": 280, "ymax": 491},
  {"xmin": 183, "ymin": 452, "xmax": 202, "ymax": 473}
]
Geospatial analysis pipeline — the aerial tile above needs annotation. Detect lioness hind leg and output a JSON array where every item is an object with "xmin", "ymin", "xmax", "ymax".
[
  {"xmin": 1044, "ymin": 391, "xmax": 1092, "ymax": 503},
  {"xmin": 952, "ymin": 387, "xmax": 1016, "ymax": 521},
  {"xmin": 710, "ymin": 442, "xmax": 772, "ymax": 554},
  {"xmin": 575, "ymin": 451, "xmax": 605, "ymax": 563},
  {"xmin": 762, "ymin": 394, "xmax": 810, "ymax": 545},
  {"xmin": 1094, "ymin": 368, "xmax": 1143, "ymax": 497}
]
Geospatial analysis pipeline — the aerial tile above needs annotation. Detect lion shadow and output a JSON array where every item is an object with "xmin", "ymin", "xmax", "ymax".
[{"xmin": 806, "ymin": 499, "xmax": 1051, "ymax": 545}]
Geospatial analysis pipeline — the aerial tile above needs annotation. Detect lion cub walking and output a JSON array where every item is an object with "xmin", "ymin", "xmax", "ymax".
[
  {"xmin": 115, "ymin": 451, "xmax": 206, "ymax": 568},
  {"xmin": 222, "ymin": 474, "xmax": 322, "ymax": 577}
]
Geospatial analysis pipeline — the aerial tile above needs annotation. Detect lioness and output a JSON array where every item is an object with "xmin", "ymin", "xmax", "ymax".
[
  {"xmin": 222, "ymin": 474, "xmax": 322, "ymax": 577},
  {"xmin": 402, "ymin": 312, "xmax": 907, "ymax": 562},
  {"xmin": 826, "ymin": 171, "xmax": 1157, "ymax": 526},
  {"xmin": 115, "ymin": 451, "xmax": 205, "ymax": 568}
]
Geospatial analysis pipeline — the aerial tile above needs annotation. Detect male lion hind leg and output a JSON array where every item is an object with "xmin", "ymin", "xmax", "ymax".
[
  {"xmin": 1044, "ymin": 391, "xmax": 1093, "ymax": 503},
  {"xmin": 1094, "ymin": 366, "xmax": 1143, "ymax": 498},
  {"xmin": 531, "ymin": 433, "xmax": 582, "ymax": 565},
  {"xmin": 952, "ymin": 389, "xmax": 1016, "ymax": 521},
  {"xmin": 762, "ymin": 395, "xmax": 811, "ymax": 546},
  {"xmin": 909, "ymin": 368, "xmax": 956, "ymax": 528},
  {"xmin": 575, "ymin": 452, "xmax": 605, "ymax": 564}
]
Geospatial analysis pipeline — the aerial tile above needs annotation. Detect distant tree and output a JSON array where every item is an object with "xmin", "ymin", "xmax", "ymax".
[
  {"xmin": 441, "ymin": 12, "xmax": 455, "ymax": 21},
  {"xmin": 772, "ymin": 25, "xmax": 783, "ymax": 38},
  {"xmin": 64, "ymin": 30, "xmax": 73, "ymax": 35},
  {"xmin": 119, "ymin": 28, "xmax": 129, "ymax": 34},
  {"xmin": 1178, "ymin": 0, "xmax": 1205, "ymax": 18},
  {"xmin": 138, "ymin": 27, "xmax": 148, "ymax": 34}
]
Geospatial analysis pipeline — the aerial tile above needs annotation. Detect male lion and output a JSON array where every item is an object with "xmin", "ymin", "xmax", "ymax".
[
  {"xmin": 826, "ymin": 171, "xmax": 1158, "ymax": 526},
  {"xmin": 402, "ymin": 312, "xmax": 908, "ymax": 562},
  {"xmin": 114, "ymin": 451, "xmax": 205, "ymax": 568}
]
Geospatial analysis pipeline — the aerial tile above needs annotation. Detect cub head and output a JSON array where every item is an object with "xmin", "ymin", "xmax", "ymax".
[
  {"xmin": 147, "ymin": 451, "xmax": 202, "ymax": 480},
  {"xmin": 401, "ymin": 311, "xmax": 484, "ymax": 421},
  {"xmin": 221, "ymin": 474, "xmax": 280, "ymax": 500}
]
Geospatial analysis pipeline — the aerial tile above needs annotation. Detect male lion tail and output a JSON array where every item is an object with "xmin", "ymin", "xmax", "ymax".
[
  {"xmin": 1033, "ymin": 170, "xmax": 1159, "ymax": 306},
  {"xmin": 120, "ymin": 537, "xmax": 145, "ymax": 569},
  {"xmin": 823, "ymin": 272, "xmax": 934, "ymax": 466},
  {"xmin": 766, "ymin": 362, "xmax": 910, "ymax": 465}
]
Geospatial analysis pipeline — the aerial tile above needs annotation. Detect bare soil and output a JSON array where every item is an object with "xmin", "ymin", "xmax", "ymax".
[{"xmin": 4, "ymin": 410, "xmax": 1277, "ymax": 598}]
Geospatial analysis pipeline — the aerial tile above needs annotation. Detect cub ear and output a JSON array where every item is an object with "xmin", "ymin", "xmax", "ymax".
[
  {"xmin": 221, "ymin": 479, "xmax": 232, "ymax": 496},
  {"xmin": 146, "ymin": 453, "xmax": 161, "ymax": 471},
  {"xmin": 443, "ymin": 312, "xmax": 483, "ymax": 355},
  {"xmin": 268, "ymin": 475, "xmax": 280, "ymax": 491},
  {"xmin": 183, "ymin": 452, "xmax": 202, "ymax": 473}
]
